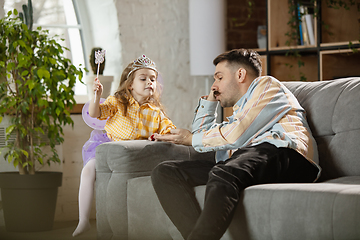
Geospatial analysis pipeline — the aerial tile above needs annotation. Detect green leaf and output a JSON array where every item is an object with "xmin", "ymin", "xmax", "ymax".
[
  {"xmin": 13, "ymin": 159, "xmax": 19, "ymax": 168},
  {"xmin": 63, "ymin": 109, "xmax": 70, "ymax": 116},
  {"xmin": 58, "ymin": 101, "xmax": 65, "ymax": 109},
  {"xmin": 37, "ymin": 99, "xmax": 48, "ymax": 108},
  {"xmin": 20, "ymin": 149, "xmax": 29, "ymax": 158},
  {"xmin": 6, "ymin": 125, "xmax": 15, "ymax": 135},
  {"xmin": 12, "ymin": 41, "xmax": 19, "ymax": 48},
  {"xmin": 44, "ymin": 70, "xmax": 50, "ymax": 79},
  {"xmin": 7, "ymin": 62, "xmax": 15, "ymax": 71},
  {"xmin": 27, "ymin": 79, "xmax": 36, "ymax": 90},
  {"xmin": 35, "ymin": 127, "xmax": 45, "ymax": 135},
  {"xmin": 37, "ymin": 68, "xmax": 50, "ymax": 79},
  {"xmin": 18, "ymin": 39, "xmax": 26, "ymax": 48},
  {"xmin": 49, "ymin": 58, "xmax": 57, "ymax": 65},
  {"xmin": 8, "ymin": 154, "xmax": 13, "ymax": 164},
  {"xmin": 37, "ymin": 68, "xmax": 44, "ymax": 79},
  {"xmin": 297, "ymin": 60, "xmax": 305, "ymax": 68}
]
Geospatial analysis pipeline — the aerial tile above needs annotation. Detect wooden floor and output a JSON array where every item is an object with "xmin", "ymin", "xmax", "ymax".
[{"xmin": 0, "ymin": 220, "xmax": 97, "ymax": 240}]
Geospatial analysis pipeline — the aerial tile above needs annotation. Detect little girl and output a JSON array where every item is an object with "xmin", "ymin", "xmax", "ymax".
[{"xmin": 73, "ymin": 55, "xmax": 176, "ymax": 237}]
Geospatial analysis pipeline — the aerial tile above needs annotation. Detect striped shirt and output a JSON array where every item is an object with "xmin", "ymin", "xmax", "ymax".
[
  {"xmin": 98, "ymin": 95, "xmax": 175, "ymax": 141},
  {"xmin": 192, "ymin": 76, "xmax": 320, "ymax": 174}
]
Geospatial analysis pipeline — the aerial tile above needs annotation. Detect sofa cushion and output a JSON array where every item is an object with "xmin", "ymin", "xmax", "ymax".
[
  {"xmin": 127, "ymin": 176, "xmax": 360, "ymax": 240},
  {"xmin": 96, "ymin": 140, "xmax": 212, "ymax": 174},
  {"xmin": 284, "ymin": 77, "xmax": 360, "ymax": 180},
  {"xmin": 225, "ymin": 176, "xmax": 360, "ymax": 240},
  {"xmin": 127, "ymin": 175, "xmax": 182, "ymax": 240}
]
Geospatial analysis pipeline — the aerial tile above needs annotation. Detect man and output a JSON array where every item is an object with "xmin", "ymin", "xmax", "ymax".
[{"xmin": 151, "ymin": 49, "xmax": 321, "ymax": 240}]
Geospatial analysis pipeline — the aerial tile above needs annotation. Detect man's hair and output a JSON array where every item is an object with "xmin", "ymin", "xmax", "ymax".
[{"xmin": 213, "ymin": 49, "xmax": 262, "ymax": 77}]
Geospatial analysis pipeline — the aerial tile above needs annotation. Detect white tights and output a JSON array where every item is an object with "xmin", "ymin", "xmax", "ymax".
[{"xmin": 72, "ymin": 158, "xmax": 96, "ymax": 237}]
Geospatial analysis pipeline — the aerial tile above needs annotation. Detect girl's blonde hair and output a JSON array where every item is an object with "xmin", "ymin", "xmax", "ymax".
[{"xmin": 114, "ymin": 62, "xmax": 167, "ymax": 117}]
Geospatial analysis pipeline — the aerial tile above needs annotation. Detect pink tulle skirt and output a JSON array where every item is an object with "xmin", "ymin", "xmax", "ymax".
[{"xmin": 82, "ymin": 130, "xmax": 111, "ymax": 166}]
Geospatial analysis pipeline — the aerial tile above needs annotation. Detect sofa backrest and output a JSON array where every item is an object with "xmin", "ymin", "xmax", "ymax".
[{"xmin": 283, "ymin": 77, "xmax": 360, "ymax": 181}]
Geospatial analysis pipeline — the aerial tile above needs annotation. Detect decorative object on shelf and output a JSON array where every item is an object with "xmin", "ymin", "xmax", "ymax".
[
  {"xmin": 304, "ymin": 8, "xmax": 315, "ymax": 45},
  {"xmin": 0, "ymin": 0, "xmax": 84, "ymax": 232},
  {"xmin": 285, "ymin": 1, "xmax": 317, "ymax": 47},
  {"xmin": 86, "ymin": 47, "xmax": 113, "ymax": 101},
  {"xmin": 18, "ymin": 0, "xmax": 33, "ymax": 30},
  {"xmin": 257, "ymin": 25, "xmax": 267, "ymax": 49},
  {"xmin": 90, "ymin": 47, "xmax": 105, "ymax": 75}
]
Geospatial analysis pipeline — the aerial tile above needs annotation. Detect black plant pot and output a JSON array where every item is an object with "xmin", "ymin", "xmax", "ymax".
[{"xmin": 0, "ymin": 171, "xmax": 62, "ymax": 232}]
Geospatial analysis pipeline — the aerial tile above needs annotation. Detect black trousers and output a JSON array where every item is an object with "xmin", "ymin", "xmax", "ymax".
[{"xmin": 151, "ymin": 143, "xmax": 319, "ymax": 240}]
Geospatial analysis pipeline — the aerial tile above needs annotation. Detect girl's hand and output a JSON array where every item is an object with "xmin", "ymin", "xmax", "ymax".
[
  {"xmin": 148, "ymin": 134, "xmax": 156, "ymax": 141},
  {"xmin": 153, "ymin": 129, "xmax": 193, "ymax": 146},
  {"xmin": 89, "ymin": 78, "xmax": 103, "ymax": 118},
  {"xmin": 94, "ymin": 78, "xmax": 103, "ymax": 98}
]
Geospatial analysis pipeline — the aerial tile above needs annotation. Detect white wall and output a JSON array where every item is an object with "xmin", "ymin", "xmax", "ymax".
[
  {"xmin": 116, "ymin": 0, "xmax": 209, "ymax": 129},
  {"xmin": 0, "ymin": 0, "xmax": 4, "ymax": 18}
]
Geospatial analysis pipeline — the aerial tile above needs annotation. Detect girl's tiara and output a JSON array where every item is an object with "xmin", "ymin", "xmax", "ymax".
[{"xmin": 127, "ymin": 54, "xmax": 158, "ymax": 79}]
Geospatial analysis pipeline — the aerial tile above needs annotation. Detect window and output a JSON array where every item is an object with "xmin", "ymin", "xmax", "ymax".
[{"xmin": 4, "ymin": 0, "xmax": 86, "ymax": 95}]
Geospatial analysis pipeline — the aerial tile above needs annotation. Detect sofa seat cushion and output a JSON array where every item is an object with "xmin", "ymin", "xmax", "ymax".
[
  {"xmin": 226, "ymin": 176, "xmax": 360, "ymax": 240},
  {"xmin": 127, "ymin": 176, "xmax": 360, "ymax": 240}
]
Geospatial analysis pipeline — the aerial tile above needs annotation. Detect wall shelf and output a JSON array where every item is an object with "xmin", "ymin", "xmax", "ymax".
[
  {"xmin": 223, "ymin": 0, "xmax": 360, "ymax": 120},
  {"xmin": 263, "ymin": 0, "xmax": 360, "ymax": 81}
]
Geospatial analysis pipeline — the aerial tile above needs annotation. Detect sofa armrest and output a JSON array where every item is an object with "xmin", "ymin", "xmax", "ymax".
[
  {"xmin": 96, "ymin": 140, "xmax": 213, "ymax": 174},
  {"xmin": 95, "ymin": 140, "xmax": 214, "ymax": 240}
]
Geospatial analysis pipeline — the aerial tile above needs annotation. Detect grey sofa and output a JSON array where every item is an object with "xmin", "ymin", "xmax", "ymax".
[{"xmin": 95, "ymin": 77, "xmax": 360, "ymax": 240}]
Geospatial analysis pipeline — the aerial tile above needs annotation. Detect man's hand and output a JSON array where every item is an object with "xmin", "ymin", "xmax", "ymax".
[
  {"xmin": 153, "ymin": 129, "xmax": 193, "ymax": 146},
  {"xmin": 206, "ymin": 88, "xmax": 217, "ymax": 101}
]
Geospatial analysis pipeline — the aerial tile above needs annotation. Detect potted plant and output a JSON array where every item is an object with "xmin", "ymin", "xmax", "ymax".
[
  {"xmin": 0, "ymin": 0, "xmax": 84, "ymax": 232},
  {"xmin": 85, "ymin": 47, "xmax": 113, "ymax": 100}
]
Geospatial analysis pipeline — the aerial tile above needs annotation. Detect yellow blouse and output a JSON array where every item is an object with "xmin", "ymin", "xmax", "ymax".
[{"xmin": 98, "ymin": 96, "xmax": 175, "ymax": 141}]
